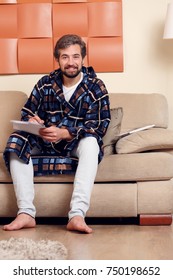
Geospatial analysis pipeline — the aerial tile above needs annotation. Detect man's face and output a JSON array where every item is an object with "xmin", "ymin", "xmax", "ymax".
[{"xmin": 58, "ymin": 44, "xmax": 83, "ymax": 79}]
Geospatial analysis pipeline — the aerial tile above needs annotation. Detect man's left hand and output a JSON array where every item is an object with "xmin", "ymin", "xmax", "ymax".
[{"xmin": 39, "ymin": 126, "xmax": 73, "ymax": 142}]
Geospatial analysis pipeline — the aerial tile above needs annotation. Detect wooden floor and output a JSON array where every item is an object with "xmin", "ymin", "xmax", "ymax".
[{"xmin": 0, "ymin": 218, "xmax": 173, "ymax": 260}]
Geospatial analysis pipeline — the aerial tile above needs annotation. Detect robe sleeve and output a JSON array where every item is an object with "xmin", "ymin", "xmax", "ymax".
[{"xmin": 20, "ymin": 80, "xmax": 45, "ymax": 121}]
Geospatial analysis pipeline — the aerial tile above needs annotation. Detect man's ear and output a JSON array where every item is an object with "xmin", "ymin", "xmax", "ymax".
[{"xmin": 56, "ymin": 59, "xmax": 60, "ymax": 66}]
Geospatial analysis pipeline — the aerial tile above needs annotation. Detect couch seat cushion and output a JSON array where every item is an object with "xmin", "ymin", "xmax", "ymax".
[
  {"xmin": 96, "ymin": 152, "xmax": 173, "ymax": 182},
  {"xmin": 1, "ymin": 152, "xmax": 173, "ymax": 183}
]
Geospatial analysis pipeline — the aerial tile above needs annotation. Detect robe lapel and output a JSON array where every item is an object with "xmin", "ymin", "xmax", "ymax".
[{"xmin": 52, "ymin": 70, "xmax": 89, "ymax": 117}]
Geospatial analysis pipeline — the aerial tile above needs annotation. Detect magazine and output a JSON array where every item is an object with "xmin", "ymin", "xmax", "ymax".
[
  {"xmin": 119, "ymin": 124, "xmax": 155, "ymax": 138},
  {"xmin": 11, "ymin": 120, "xmax": 45, "ymax": 136}
]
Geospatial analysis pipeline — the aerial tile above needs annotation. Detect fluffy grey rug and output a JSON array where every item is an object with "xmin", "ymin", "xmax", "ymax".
[{"xmin": 0, "ymin": 237, "xmax": 67, "ymax": 260}]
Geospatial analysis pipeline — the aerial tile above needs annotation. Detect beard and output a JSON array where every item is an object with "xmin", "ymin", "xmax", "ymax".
[{"xmin": 61, "ymin": 65, "xmax": 82, "ymax": 79}]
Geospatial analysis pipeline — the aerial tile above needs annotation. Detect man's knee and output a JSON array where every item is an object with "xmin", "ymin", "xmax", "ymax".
[{"xmin": 78, "ymin": 137, "xmax": 99, "ymax": 155}]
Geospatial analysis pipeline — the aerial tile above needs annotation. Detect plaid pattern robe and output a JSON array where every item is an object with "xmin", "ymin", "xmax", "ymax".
[{"xmin": 3, "ymin": 66, "xmax": 110, "ymax": 176}]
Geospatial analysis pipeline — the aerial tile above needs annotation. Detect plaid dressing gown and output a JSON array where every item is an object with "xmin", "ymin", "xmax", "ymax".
[{"xmin": 3, "ymin": 66, "xmax": 110, "ymax": 176}]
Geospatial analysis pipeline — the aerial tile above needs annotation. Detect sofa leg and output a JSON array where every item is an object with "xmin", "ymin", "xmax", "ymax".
[{"xmin": 139, "ymin": 214, "xmax": 172, "ymax": 225}]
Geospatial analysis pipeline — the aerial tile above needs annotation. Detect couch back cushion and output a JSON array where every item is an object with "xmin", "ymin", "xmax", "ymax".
[
  {"xmin": 109, "ymin": 93, "xmax": 168, "ymax": 133},
  {"xmin": 0, "ymin": 91, "xmax": 28, "ymax": 152}
]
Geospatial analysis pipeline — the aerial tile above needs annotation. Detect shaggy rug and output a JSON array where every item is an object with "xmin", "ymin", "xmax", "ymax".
[{"xmin": 0, "ymin": 237, "xmax": 68, "ymax": 260}]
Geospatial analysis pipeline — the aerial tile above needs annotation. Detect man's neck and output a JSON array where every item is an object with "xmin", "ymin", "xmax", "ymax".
[{"xmin": 63, "ymin": 73, "xmax": 82, "ymax": 88}]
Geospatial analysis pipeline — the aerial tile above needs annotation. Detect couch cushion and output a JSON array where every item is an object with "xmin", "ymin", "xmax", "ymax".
[
  {"xmin": 109, "ymin": 93, "xmax": 168, "ymax": 132},
  {"xmin": 1, "ymin": 152, "xmax": 173, "ymax": 183},
  {"xmin": 102, "ymin": 107, "xmax": 123, "ymax": 155},
  {"xmin": 96, "ymin": 152, "xmax": 173, "ymax": 182},
  {"xmin": 116, "ymin": 128, "xmax": 173, "ymax": 154}
]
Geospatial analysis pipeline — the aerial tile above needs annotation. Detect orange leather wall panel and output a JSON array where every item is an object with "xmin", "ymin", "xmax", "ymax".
[
  {"xmin": 88, "ymin": 37, "xmax": 123, "ymax": 72},
  {"xmin": 53, "ymin": 4, "xmax": 88, "ymax": 37},
  {"xmin": 18, "ymin": 39, "xmax": 53, "ymax": 73},
  {"xmin": 18, "ymin": 4, "xmax": 52, "ymax": 38},
  {"xmin": 0, "ymin": 0, "xmax": 123, "ymax": 74},
  {"xmin": 0, "ymin": 39, "xmax": 18, "ymax": 73}
]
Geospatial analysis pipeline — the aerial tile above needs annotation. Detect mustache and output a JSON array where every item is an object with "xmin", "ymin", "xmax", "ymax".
[{"xmin": 65, "ymin": 65, "xmax": 78, "ymax": 69}]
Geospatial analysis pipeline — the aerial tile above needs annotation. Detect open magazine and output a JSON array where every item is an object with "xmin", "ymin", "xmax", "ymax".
[
  {"xmin": 11, "ymin": 120, "xmax": 45, "ymax": 136},
  {"xmin": 119, "ymin": 124, "xmax": 155, "ymax": 138}
]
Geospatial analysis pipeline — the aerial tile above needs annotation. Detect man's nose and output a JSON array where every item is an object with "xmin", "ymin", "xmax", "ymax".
[{"xmin": 67, "ymin": 57, "xmax": 74, "ymax": 65}]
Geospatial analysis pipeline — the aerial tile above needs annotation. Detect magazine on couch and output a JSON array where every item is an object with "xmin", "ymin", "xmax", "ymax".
[
  {"xmin": 119, "ymin": 124, "xmax": 155, "ymax": 138},
  {"xmin": 11, "ymin": 120, "xmax": 45, "ymax": 136}
]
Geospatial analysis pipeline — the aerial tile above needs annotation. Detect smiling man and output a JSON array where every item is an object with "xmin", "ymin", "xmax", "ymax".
[{"xmin": 3, "ymin": 34, "xmax": 111, "ymax": 233}]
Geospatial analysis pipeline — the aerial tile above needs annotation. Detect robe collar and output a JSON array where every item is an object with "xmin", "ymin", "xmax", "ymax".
[{"xmin": 50, "ymin": 66, "xmax": 97, "ymax": 108}]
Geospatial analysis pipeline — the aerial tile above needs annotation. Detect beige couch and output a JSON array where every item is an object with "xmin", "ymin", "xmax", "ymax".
[{"xmin": 1, "ymin": 91, "xmax": 173, "ymax": 225}]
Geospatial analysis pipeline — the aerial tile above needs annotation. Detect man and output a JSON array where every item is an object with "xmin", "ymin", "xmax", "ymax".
[{"xmin": 3, "ymin": 34, "xmax": 110, "ymax": 233}]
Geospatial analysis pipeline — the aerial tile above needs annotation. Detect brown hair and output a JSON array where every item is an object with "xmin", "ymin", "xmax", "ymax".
[{"xmin": 54, "ymin": 34, "xmax": 86, "ymax": 60}]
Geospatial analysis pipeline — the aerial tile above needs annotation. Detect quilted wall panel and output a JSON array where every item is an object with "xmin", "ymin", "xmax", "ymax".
[{"xmin": 0, "ymin": 0, "xmax": 123, "ymax": 74}]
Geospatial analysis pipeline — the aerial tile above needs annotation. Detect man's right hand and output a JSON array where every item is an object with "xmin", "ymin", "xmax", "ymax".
[{"xmin": 28, "ymin": 115, "xmax": 44, "ymax": 125}]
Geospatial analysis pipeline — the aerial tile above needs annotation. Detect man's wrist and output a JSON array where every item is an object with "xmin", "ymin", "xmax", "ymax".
[{"xmin": 62, "ymin": 128, "xmax": 73, "ymax": 140}]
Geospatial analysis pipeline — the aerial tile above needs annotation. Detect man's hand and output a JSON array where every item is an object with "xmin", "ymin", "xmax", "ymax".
[
  {"xmin": 28, "ymin": 115, "xmax": 44, "ymax": 125},
  {"xmin": 39, "ymin": 126, "xmax": 73, "ymax": 142}
]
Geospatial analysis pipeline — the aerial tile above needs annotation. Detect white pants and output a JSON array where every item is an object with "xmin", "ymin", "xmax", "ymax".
[{"xmin": 9, "ymin": 137, "xmax": 99, "ymax": 220}]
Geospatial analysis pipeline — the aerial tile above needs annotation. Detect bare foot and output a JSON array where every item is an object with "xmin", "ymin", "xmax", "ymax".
[
  {"xmin": 2, "ymin": 213, "xmax": 36, "ymax": 231},
  {"xmin": 67, "ymin": 216, "xmax": 92, "ymax": 234}
]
